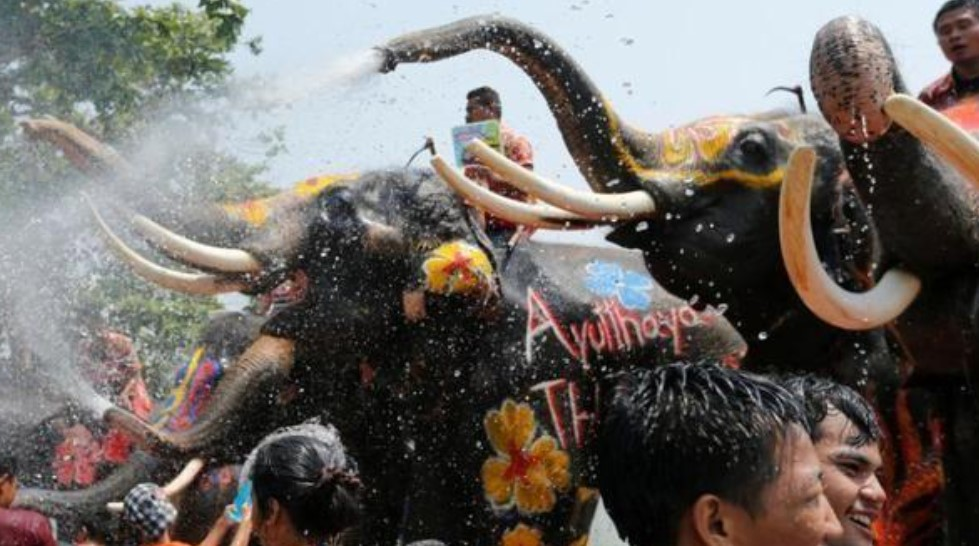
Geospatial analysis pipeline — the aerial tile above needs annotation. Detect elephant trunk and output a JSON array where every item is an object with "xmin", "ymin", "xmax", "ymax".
[
  {"xmin": 377, "ymin": 15, "xmax": 656, "ymax": 192},
  {"xmin": 811, "ymin": 16, "xmax": 979, "ymax": 272},
  {"xmin": 105, "ymin": 335, "xmax": 295, "ymax": 457},
  {"xmin": 13, "ymin": 451, "xmax": 162, "ymax": 524}
]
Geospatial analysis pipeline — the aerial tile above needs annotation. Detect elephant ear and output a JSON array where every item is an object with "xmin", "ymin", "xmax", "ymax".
[{"xmin": 418, "ymin": 240, "xmax": 496, "ymax": 299}]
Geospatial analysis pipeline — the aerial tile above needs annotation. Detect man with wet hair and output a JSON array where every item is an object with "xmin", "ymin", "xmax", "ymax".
[
  {"xmin": 920, "ymin": 0, "xmax": 979, "ymax": 109},
  {"xmin": 781, "ymin": 375, "xmax": 886, "ymax": 546},
  {"xmin": 0, "ymin": 451, "xmax": 57, "ymax": 546},
  {"xmin": 598, "ymin": 362, "xmax": 842, "ymax": 546}
]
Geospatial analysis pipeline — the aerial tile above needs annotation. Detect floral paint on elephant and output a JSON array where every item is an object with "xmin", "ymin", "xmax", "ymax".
[
  {"xmin": 221, "ymin": 173, "xmax": 359, "ymax": 227},
  {"xmin": 481, "ymin": 399, "xmax": 571, "ymax": 514},
  {"xmin": 422, "ymin": 241, "xmax": 494, "ymax": 296}
]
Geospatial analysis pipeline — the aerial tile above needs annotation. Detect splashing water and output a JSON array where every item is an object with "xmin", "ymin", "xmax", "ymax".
[{"xmin": 233, "ymin": 49, "xmax": 385, "ymax": 109}]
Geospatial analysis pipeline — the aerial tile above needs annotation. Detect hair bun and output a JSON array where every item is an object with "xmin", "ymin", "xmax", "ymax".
[{"xmin": 317, "ymin": 466, "xmax": 363, "ymax": 490}]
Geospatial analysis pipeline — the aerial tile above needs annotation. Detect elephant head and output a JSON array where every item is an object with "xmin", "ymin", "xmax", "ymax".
[
  {"xmin": 779, "ymin": 16, "xmax": 979, "ymax": 374},
  {"xmin": 376, "ymin": 15, "xmax": 886, "ymax": 376}
]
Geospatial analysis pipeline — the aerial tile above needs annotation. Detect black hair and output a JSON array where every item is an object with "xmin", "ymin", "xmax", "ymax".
[
  {"xmin": 466, "ymin": 86, "xmax": 502, "ymax": 117},
  {"xmin": 0, "ymin": 450, "xmax": 16, "ymax": 479},
  {"xmin": 598, "ymin": 362, "xmax": 811, "ymax": 546},
  {"xmin": 250, "ymin": 435, "xmax": 363, "ymax": 542},
  {"xmin": 934, "ymin": 0, "xmax": 979, "ymax": 31},
  {"xmin": 780, "ymin": 374, "xmax": 881, "ymax": 447}
]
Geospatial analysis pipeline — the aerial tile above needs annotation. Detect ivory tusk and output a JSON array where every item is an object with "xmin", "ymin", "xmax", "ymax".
[
  {"xmin": 883, "ymin": 94, "xmax": 979, "ymax": 192},
  {"xmin": 430, "ymin": 156, "xmax": 601, "ymax": 230},
  {"xmin": 779, "ymin": 147, "xmax": 921, "ymax": 329},
  {"xmin": 467, "ymin": 139, "xmax": 657, "ymax": 219},
  {"xmin": 20, "ymin": 118, "xmax": 133, "ymax": 175},
  {"xmin": 131, "ymin": 213, "xmax": 262, "ymax": 274},
  {"xmin": 162, "ymin": 458, "xmax": 206, "ymax": 498},
  {"xmin": 86, "ymin": 196, "xmax": 248, "ymax": 296}
]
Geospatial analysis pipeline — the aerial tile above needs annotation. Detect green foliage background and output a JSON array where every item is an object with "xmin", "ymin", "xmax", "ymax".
[{"xmin": 0, "ymin": 0, "xmax": 276, "ymax": 395}]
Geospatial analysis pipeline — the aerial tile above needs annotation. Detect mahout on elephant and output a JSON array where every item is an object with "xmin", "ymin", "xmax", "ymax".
[
  {"xmin": 11, "ymin": 118, "xmax": 745, "ymax": 544},
  {"xmin": 374, "ymin": 14, "xmax": 978, "ymax": 545}
]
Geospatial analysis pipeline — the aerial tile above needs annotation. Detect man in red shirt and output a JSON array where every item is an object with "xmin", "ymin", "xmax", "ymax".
[
  {"xmin": 920, "ymin": 0, "xmax": 979, "ymax": 109},
  {"xmin": 462, "ymin": 86, "xmax": 535, "ymax": 248},
  {"xmin": 0, "ymin": 453, "xmax": 57, "ymax": 546}
]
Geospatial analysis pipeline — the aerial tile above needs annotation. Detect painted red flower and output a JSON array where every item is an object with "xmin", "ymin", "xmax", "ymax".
[{"xmin": 53, "ymin": 425, "xmax": 103, "ymax": 487}]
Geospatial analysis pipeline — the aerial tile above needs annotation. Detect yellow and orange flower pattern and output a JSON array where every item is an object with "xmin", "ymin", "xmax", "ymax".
[
  {"xmin": 501, "ymin": 524, "xmax": 544, "ymax": 546},
  {"xmin": 422, "ymin": 241, "xmax": 494, "ymax": 295},
  {"xmin": 481, "ymin": 399, "xmax": 570, "ymax": 514}
]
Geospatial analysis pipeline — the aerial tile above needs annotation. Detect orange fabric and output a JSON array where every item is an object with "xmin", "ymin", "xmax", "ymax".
[{"xmin": 463, "ymin": 124, "xmax": 534, "ymax": 232}]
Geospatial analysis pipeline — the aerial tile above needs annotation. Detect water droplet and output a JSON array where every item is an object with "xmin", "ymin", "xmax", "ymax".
[
  {"xmin": 635, "ymin": 221, "xmax": 649, "ymax": 232},
  {"xmin": 757, "ymin": 331, "xmax": 768, "ymax": 341},
  {"xmin": 725, "ymin": 233, "xmax": 736, "ymax": 243},
  {"xmin": 695, "ymin": 223, "xmax": 704, "ymax": 233}
]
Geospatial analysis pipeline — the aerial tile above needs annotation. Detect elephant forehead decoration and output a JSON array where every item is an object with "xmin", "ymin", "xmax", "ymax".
[
  {"xmin": 222, "ymin": 173, "xmax": 360, "ymax": 227},
  {"xmin": 613, "ymin": 111, "xmax": 802, "ymax": 190}
]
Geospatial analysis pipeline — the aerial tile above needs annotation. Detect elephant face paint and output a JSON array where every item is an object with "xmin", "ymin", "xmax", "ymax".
[{"xmin": 634, "ymin": 116, "xmax": 801, "ymax": 189}]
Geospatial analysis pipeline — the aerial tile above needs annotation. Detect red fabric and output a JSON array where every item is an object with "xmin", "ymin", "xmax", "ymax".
[
  {"xmin": 919, "ymin": 73, "xmax": 958, "ymax": 110},
  {"xmin": 463, "ymin": 124, "xmax": 534, "ymax": 231},
  {"xmin": 0, "ymin": 508, "xmax": 57, "ymax": 546}
]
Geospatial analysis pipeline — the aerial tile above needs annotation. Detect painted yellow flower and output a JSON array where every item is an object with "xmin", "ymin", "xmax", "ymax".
[
  {"xmin": 291, "ymin": 173, "xmax": 358, "ymax": 198},
  {"xmin": 481, "ymin": 399, "xmax": 571, "ymax": 514},
  {"xmin": 501, "ymin": 524, "xmax": 544, "ymax": 546},
  {"xmin": 422, "ymin": 240, "xmax": 493, "ymax": 295}
]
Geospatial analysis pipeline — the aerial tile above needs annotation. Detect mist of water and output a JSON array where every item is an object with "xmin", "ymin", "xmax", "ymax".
[{"xmin": 229, "ymin": 49, "xmax": 385, "ymax": 110}]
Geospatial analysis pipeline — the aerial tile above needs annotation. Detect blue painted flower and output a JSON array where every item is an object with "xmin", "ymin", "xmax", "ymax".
[{"xmin": 584, "ymin": 261, "xmax": 654, "ymax": 311}]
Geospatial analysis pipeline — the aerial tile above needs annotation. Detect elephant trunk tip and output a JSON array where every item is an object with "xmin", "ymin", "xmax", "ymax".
[{"xmin": 374, "ymin": 46, "xmax": 399, "ymax": 73}]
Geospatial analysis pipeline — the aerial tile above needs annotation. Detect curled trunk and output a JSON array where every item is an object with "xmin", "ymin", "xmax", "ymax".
[
  {"xmin": 378, "ymin": 15, "xmax": 657, "ymax": 192},
  {"xmin": 14, "ymin": 451, "xmax": 161, "ymax": 524},
  {"xmin": 106, "ymin": 335, "xmax": 295, "ymax": 457}
]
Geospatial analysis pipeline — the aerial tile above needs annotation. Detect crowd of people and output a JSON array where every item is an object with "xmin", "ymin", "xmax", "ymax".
[{"xmin": 3, "ymin": 1, "xmax": 978, "ymax": 544}]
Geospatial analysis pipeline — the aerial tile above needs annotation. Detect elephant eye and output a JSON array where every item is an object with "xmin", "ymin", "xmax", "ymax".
[{"xmin": 737, "ymin": 131, "xmax": 770, "ymax": 163}]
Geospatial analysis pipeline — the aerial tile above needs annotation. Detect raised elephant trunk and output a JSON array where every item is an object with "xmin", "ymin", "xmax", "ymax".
[
  {"xmin": 810, "ymin": 16, "xmax": 979, "ymax": 272},
  {"xmin": 377, "ymin": 15, "xmax": 656, "ymax": 192},
  {"xmin": 105, "ymin": 335, "xmax": 295, "ymax": 456}
]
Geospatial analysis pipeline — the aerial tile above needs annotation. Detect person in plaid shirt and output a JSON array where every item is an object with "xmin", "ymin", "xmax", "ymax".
[{"xmin": 463, "ymin": 86, "xmax": 536, "ymax": 248}]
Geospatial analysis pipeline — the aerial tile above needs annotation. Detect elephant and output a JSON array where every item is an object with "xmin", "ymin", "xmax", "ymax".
[
  {"xmin": 9, "ymin": 122, "xmax": 746, "ymax": 545},
  {"xmin": 778, "ymin": 16, "xmax": 979, "ymax": 546},
  {"xmin": 373, "ymin": 14, "xmax": 965, "ymax": 545}
]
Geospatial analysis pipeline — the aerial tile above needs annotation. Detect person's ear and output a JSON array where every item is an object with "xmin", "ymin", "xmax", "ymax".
[{"xmin": 690, "ymin": 494, "xmax": 737, "ymax": 546}]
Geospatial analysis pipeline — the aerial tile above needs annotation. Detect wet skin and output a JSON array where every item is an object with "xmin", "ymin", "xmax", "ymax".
[
  {"xmin": 727, "ymin": 425, "xmax": 844, "ymax": 546},
  {"xmin": 0, "ymin": 474, "xmax": 17, "ymax": 509},
  {"xmin": 814, "ymin": 409, "xmax": 886, "ymax": 546}
]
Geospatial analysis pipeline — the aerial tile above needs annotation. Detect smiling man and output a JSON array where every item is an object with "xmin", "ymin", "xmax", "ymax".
[
  {"xmin": 920, "ymin": 0, "xmax": 979, "ymax": 109},
  {"xmin": 599, "ymin": 363, "xmax": 842, "ymax": 546},
  {"xmin": 781, "ymin": 375, "xmax": 886, "ymax": 546}
]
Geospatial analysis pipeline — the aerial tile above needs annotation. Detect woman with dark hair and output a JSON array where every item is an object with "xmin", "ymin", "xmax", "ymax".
[{"xmin": 245, "ymin": 423, "xmax": 363, "ymax": 546}]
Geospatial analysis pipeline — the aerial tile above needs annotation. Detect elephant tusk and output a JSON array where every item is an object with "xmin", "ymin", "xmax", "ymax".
[
  {"xmin": 161, "ymin": 458, "xmax": 206, "ymax": 498},
  {"xmin": 779, "ymin": 147, "xmax": 921, "ymax": 329},
  {"xmin": 466, "ymin": 139, "xmax": 658, "ymax": 220},
  {"xmin": 86, "ymin": 197, "xmax": 248, "ymax": 296},
  {"xmin": 130, "ymin": 213, "xmax": 262, "ymax": 274},
  {"xmin": 20, "ymin": 118, "xmax": 133, "ymax": 176},
  {"xmin": 431, "ymin": 156, "xmax": 601, "ymax": 230},
  {"xmin": 883, "ymin": 93, "xmax": 979, "ymax": 192}
]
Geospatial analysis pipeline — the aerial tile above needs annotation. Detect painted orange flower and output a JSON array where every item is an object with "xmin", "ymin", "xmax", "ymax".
[
  {"xmin": 481, "ymin": 399, "xmax": 570, "ymax": 514},
  {"xmin": 501, "ymin": 524, "xmax": 543, "ymax": 546},
  {"xmin": 422, "ymin": 241, "xmax": 493, "ymax": 295}
]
